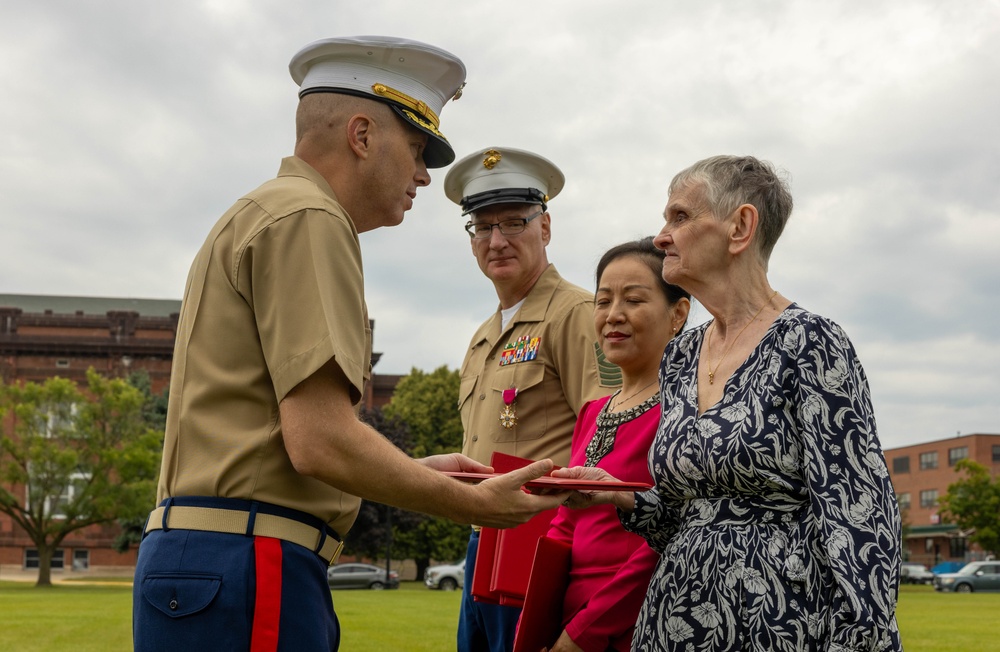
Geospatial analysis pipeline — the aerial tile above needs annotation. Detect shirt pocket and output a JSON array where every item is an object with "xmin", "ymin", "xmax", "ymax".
[
  {"xmin": 458, "ymin": 372, "xmax": 478, "ymax": 413},
  {"xmin": 490, "ymin": 362, "xmax": 546, "ymax": 443}
]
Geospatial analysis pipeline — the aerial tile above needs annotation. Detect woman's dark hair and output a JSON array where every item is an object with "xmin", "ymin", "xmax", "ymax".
[{"xmin": 595, "ymin": 237, "xmax": 691, "ymax": 328}]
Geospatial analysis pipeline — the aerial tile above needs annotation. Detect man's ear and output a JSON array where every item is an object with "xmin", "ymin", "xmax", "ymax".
[
  {"xmin": 345, "ymin": 113, "xmax": 373, "ymax": 160},
  {"xmin": 728, "ymin": 204, "xmax": 758, "ymax": 255},
  {"xmin": 539, "ymin": 212, "xmax": 552, "ymax": 246}
]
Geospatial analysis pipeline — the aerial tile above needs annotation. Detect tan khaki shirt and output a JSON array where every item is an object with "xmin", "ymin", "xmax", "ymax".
[
  {"xmin": 157, "ymin": 156, "xmax": 367, "ymax": 537},
  {"xmin": 459, "ymin": 265, "xmax": 619, "ymax": 467}
]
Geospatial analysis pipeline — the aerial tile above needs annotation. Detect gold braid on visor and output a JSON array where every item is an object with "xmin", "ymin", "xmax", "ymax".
[{"xmin": 371, "ymin": 82, "xmax": 443, "ymax": 136}]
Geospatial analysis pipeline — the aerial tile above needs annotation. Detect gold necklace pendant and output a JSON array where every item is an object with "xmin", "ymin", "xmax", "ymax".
[
  {"xmin": 611, "ymin": 380, "xmax": 657, "ymax": 411},
  {"xmin": 706, "ymin": 290, "xmax": 778, "ymax": 385}
]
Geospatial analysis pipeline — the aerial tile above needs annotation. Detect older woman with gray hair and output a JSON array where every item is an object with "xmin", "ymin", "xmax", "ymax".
[{"xmin": 558, "ymin": 156, "xmax": 902, "ymax": 652}]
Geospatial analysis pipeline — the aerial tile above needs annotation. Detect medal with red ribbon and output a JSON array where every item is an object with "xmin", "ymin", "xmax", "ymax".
[{"xmin": 500, "ymin": 387, "xmax": 518, "ymax": 429}]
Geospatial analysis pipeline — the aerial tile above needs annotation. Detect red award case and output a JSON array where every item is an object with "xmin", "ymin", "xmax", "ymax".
[
  {"xmin": 512, "ymin": 535, "xmax": 573, "ymax": 652},
  {"xmin": 470, "ymin": 453, "xmax": 559, "ymax": 608}
]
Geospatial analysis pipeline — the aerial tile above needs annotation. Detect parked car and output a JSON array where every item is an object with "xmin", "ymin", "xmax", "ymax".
[
  {"xmin": 899, "ymin": 562, "xmax": 934, "ymax": 584},
  {"xmin": 933, "ymin": 561, "xmax": 1000, "ymax": 593},
  {"xmin": 424, "ymin": 559, "xmax": 465, "ymax": 591},
  {"xmin": 931, "ymin": 561, "xmax": 965, "ymax": 575},
  {"xmin": 327, "ymin": 563, "xmax": 399, "ymax": 590}
]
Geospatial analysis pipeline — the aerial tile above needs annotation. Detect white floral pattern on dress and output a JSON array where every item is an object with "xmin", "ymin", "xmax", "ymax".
[{"xmin": 622, "ymin": 306, "xmax": 902, "ymax": 652}]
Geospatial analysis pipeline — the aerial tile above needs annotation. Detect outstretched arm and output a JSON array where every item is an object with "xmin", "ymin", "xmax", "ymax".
[{"xmin": 281, "ymin": 358, "xmax": 567, "ymax": 528}]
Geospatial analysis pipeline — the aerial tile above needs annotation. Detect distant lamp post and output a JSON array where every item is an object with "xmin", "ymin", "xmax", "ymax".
[{"xmin": 385, "ymin": 504, "xmax": 393, "ymax": 584}]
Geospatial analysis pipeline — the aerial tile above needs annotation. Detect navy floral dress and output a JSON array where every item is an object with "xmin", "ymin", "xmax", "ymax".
[{"xmin": 622, "ymin": 305, "xmax": 902, "ymax": 652}]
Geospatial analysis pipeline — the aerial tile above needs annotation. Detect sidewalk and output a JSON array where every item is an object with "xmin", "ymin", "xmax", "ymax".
[{"xmin": 0, "ymin": 565, "xmax": 134, "ymax": 585}]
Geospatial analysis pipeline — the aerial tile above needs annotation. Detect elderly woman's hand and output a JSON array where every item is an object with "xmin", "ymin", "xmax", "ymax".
[
  {"xmin": 541, "ymin": 630, "xmax": 584, "ymax": 652},
  {"xmin": 550, "ymin": 466, "xmax": 636, "ymax": 512}
]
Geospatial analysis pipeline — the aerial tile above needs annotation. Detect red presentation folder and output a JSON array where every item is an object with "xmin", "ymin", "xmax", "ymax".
[
  {"xmin": 443, "ymin": 451, "xmax": 651, "ymax": 492},
  {"xmin": 471, "ymin": 453, "xmax": 560, "ymax": 607},
  {"xmin": 471, "ymin": 525, "xmax": 502, "ymax": 605},
  {"xmin": 444, "ymin": 471, "xmax": 652, "ymax": 492},
  {"xmin": 491, "ymin": 508, "xmax": 556, "ymax": 607},
  {"xmin": 512, "ymin": 536, "xmax": 572, "ymax": 652}
]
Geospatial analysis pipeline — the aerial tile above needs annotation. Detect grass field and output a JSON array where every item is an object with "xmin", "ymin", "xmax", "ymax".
[{"xmin": 0, "ymin": 581, "xmax": 998, "ymax": 651}]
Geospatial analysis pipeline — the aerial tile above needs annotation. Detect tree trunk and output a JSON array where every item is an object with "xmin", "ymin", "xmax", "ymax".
[
  {"xmin": 414, "ymin": 557, "xmax": 430, "ymax": 583},
  {"xmin": 35, "ymin": 543, "xmax": 53, "ymax": 587}
]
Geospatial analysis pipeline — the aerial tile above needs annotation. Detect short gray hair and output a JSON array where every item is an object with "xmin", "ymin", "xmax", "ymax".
[{"xmin": 669, "ymin": 155, "xmax": 793, "ymax": 262}]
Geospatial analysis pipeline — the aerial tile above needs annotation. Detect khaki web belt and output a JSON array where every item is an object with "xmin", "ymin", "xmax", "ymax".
[{"xmin": 145, "ymin": 505, "xmax": 344, "ymax": 565}]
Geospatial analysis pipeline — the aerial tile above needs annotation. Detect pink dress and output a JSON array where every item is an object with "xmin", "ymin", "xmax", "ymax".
[{"xmin": 546, "ymin": 394, "xmax": 660, "ymax": 652}]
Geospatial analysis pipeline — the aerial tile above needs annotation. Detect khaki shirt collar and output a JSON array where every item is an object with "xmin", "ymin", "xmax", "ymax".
[
  {"xmin": 510, "ymin": 264, "xmax": 562, "ymax": 324},
  {"xmin": 475, "ymin": 264, "xmax": 564, "ymax": 345},
  {"xmin": 278, "ymin": 156, "xmax": 340, "ymax": 204}
]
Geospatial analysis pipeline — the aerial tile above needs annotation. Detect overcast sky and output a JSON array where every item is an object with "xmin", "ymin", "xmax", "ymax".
[{"xmin": 2, "ymin": 0, "xmax": 997, "ymax": 450}]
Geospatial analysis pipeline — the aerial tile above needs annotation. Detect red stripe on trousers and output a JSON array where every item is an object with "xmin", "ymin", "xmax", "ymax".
[{"xmin": 251, "ymin": 536, "xmax": 283, "ymax": 652}]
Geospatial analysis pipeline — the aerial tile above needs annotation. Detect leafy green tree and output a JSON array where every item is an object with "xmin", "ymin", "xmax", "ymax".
[
  {"xmin": 393, "ymin": 515, "xmax": 470, "ymax": 575},
  {"xmin": 113, "ymin": 371, "xmax": 169, "ymax": 553},
  {"xmin": 939, "ymin": 459, "xmax": 1000, "ymax": 555},
  {"xmin": 383, "ymin": 365, "xmax": 463, "ymax": 458},
  {"xmin": 344, "ymin": 407, "xmax": 423, "ymax": 560},
  {"xmin": 382, "ymin": 366, "xmax": 469, "ymax": 578},
  {"xmin": 126, "ymin": 370, "xmax": 169, "ymax": 432},
  {"xmin": 0, "ymin": 369, "xmax": 162, "ymax": 586}
]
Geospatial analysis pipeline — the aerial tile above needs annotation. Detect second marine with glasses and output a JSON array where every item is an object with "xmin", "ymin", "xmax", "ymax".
[{"xmin": 445, "ymin": 147, "xmax": 615, "ymax": 652}]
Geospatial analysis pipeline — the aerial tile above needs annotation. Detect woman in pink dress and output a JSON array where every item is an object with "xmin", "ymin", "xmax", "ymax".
[{"xmin": 541, "ymin": 237, "xmax": 690, "ymax": 652}]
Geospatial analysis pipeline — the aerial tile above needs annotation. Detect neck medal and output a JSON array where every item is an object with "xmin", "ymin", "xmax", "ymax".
[{"xmin": 500, "ymin": 387, "xmax": 518, "ymax": 429}]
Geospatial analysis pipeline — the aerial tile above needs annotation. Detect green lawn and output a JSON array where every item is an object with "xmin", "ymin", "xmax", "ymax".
[
  {"xmin": 0, "ymin": 581, "xmax": 997, "ymax": 651},
  {"xmin": 893, "ymin": 584, "xmax": 1000, "ymax": 651}
]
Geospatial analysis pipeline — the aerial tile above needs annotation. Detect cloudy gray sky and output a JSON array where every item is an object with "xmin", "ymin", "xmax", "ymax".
[{"xmin": 2, "ymin": 0, "xmax": 997, "ymax": 450}]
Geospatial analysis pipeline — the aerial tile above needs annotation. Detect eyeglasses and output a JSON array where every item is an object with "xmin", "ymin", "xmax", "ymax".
[{"xmin": 465, "ymin": 210, "xmax": 544, "ymax": 239}]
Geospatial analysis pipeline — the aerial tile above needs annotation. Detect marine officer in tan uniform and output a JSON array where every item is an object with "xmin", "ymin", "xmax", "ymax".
[
  {"xmin": 444, "ymin": 147, "xmax": 619, "ymax": 652},
  {"xmin": 133, "ymin": 39, "xmax": 568, "ymax": 652}
]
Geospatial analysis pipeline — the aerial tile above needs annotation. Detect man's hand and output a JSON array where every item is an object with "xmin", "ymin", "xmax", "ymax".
[{"xmin": 471, "ymin": 459, "xmax": 568, "ymax": 529}]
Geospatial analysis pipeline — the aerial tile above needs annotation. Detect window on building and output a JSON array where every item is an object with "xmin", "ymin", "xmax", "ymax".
[
  {"xmin": 949, "ymin": 537, "xmax": 967, "ymax": 559},
  {"xmin": 920, "ymin": 489, "xmax": 938, "ymax": 508},
  {"xmin": 47, "ymin": 472, "xmax": 89, "ymax": 519},
  {"xmin": 55, "ymin": 359, "xmax": 70, "ymax": 368},
  {"xmin": 993, "ymin": 445, "xmax": 1000, "ymax": 463},
  {"xmin": 25, "ymin": 549, "xmax": 65, "ymax": 570},
  {"xmin": 44, "ymin": 402, "xmax": 79, "ymax": 438},
  {"xmin": 919, "ymin": 451, "xmax": 938, "ymax": 470},
  {"xmin": 948, "ymin": 447, "xmax": 968, "ymax": 466},
  {"xmin": 72, "ymin": 549, "xmax": 90, "ymax": 571},
  {"xmin": 892, "ymin": 456, "xmax": 910, "ymax": 474},
  {"xmin": 897, "ymin": 493, "xmax": 911, "ymax": 511},
  {"xmin": 26, "ymin": 468, "xmax": 91, "ymax": 520}
]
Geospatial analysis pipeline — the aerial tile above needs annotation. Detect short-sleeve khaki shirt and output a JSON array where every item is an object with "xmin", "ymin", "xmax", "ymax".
[
  {"xmin": 157, "ymin": 156, "xmax": 367, "ymax": 537},
  {"xmin": 459, "ymin": 265, "xmax": 619, "ymax": 467}
]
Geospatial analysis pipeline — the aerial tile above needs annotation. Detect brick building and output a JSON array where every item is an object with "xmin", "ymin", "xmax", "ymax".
[
  {"xmin": 885, "ymin": 433, "xmax": 1000, "ymax": 568},
  {"xmin": 0, "ymin": 293, "xmax": 399, "ymax": 576}
]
